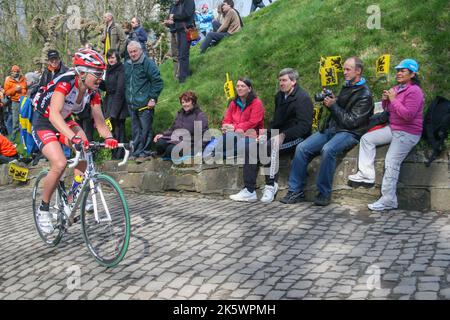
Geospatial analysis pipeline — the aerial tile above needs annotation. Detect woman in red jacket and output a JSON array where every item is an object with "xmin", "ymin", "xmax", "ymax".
[{"xmin": 204, "ymin": 77, "xmax": 265, "ymax": 163}]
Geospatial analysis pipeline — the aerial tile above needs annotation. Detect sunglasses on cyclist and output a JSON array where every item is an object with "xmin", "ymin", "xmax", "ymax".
[{"xmin": 87, "ymin": 70, "xmax": 105, "ymax": 79}]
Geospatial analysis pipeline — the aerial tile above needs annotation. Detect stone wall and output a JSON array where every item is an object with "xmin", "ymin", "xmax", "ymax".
[{"xmin": 1, "ymin": 146, "xmax": 449, "ymax": 211}]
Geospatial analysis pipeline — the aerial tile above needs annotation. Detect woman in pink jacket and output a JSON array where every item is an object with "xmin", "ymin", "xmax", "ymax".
[{"xmin": 348, "ymin": 59, "xmax": 424, "ymax": 211}]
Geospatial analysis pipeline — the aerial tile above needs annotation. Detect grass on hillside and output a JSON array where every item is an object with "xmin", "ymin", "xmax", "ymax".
[{"xmin": 153, "ymin": 0, "xmax": 450, "ymax": 135}]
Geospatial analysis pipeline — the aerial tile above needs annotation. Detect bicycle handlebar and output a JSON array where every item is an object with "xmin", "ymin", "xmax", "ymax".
[{"xmin": 68, "ymin": 142, "xmax": 134, "ymax": 169}]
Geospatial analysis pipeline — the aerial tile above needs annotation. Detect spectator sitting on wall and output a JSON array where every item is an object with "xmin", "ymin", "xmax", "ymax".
[
  {"xmin": 153, "ymin": 90, "xmax": 209, "ymax": 160},
  {"xmin": 348, "ymin": 59, "xmax": 424, "ymax": 211},
  {"xmin": 281, "ymin": 57, "xmax": 374, "ymax": 206},
  {"xmin": 229, "ymin": 68, "xmax": 313, "ymax": 203},
  {"xmin": 203, "ymin": 77, "xmax": 265, "ymax": 164}
]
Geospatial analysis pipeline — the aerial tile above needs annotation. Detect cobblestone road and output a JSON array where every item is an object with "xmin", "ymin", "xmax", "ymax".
[{"xmin": 0, "ymin": 185, "xmax": 449, "ymax": 300}]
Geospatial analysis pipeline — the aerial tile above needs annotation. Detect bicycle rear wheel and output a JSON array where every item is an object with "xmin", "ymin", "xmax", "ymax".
[
  {"xmin": 32, "ymin": 170, "xmax": 65, "ymax": 246},
  {"xmin": 80, "ymin": 174, "xmax": 130, "ymax": 267}
]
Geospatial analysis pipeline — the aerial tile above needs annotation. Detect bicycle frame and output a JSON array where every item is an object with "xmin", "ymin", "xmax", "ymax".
[{"xmin": 55, "ymin": 142, "xmax": 132, "ymax": 227}]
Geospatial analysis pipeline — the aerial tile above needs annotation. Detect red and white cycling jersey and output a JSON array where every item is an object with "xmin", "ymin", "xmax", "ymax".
[{"xmin": 33, "ymin": 71, "xmax": 101, "ymax": 120}]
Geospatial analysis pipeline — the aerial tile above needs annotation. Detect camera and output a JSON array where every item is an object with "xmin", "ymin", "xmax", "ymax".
[{"xmin": 314, "ymin": 88, "xmax": 333, "ymax": 102}]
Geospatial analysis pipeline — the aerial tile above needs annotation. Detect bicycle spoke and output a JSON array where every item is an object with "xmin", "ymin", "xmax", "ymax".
[
  {"xmin": 81, "ymin": 175, "xmax": 130, "ymax": 267},
  {"xmin": 97, "ymin": 186, "xmax": 112, "ymax": 222}
]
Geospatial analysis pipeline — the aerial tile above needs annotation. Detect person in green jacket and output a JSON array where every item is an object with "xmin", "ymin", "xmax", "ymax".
[{"xmin": 125, "ymin": 41, "xmax": 164, "ymax": 160}]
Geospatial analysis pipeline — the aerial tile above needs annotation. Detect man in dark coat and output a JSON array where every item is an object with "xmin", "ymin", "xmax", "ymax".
[
  {"xmin": 172, "ymin": 0, "xmax": 195, "ymax": 83},
  {"xmin": 131, "ymin": 17, "xmax": 148, "ymax": 54},
  {"xmin": 281, "ymin": 56, "xmax": 374, "ymax": 206}
]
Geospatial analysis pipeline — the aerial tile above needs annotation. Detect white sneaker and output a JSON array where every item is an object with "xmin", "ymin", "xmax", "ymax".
[
  {"xmin": 348, "ymin": 171, "xmax": 374, "ymax": 184},
  {"xmin": 260, "ymin": 183, "xmax": 279, "ymax": 203},
  {"xmin": 37, "ymin": 208, "xmax": 54, "ymax": 233},
  {"xmin": 368, "ymin": 200, "xmax": 397, "ymax": 211},
  {"xmin": 229, "ymin": 188, "xmax": 257, "ymax": 202}
]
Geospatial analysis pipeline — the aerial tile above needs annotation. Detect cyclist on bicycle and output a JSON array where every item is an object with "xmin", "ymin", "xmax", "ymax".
[{"xmin": 32, "ymin": 48, "xmax": 118, "ymax": 233}]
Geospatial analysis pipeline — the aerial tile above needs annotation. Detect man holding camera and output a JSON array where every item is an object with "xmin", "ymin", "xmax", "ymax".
[{"xmin": 281, "ymin": 56, "xmax": 373, "ymax": 206}]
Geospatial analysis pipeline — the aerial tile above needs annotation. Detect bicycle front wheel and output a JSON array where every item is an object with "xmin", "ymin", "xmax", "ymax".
[
  {"xmin": 80, "ymin": 174, "xmax": 130, "ymax": 268},
  {"xmin": 32, "ymin": 170, "xmax": 65, "ymax": 246}
]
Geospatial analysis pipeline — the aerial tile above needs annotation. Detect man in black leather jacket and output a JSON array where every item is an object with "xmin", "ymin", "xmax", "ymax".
[{"xmin": 281, "ymin": 56, "xmax": 373, "ymax": 206}]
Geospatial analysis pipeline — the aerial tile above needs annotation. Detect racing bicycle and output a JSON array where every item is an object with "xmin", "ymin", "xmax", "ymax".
[{"xmin": 32, "ymin": 142, "xmax": 132, "ymax": 268}]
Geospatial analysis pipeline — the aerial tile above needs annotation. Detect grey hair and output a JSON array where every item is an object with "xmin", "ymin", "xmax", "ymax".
[
  {"xmin": 127, "ymin": 41, "xmax": 142, "ymax": 51},
  {"xmin": 278, "ymin": 68, "xmax": 299, "ymax": 81},
  {"xmin": 25, "ymin": 72, "xmax": 40, "ymax": 86},
  {"xmin": 104, "ymin": 12, "xmax": 113, "ymax": 19}
]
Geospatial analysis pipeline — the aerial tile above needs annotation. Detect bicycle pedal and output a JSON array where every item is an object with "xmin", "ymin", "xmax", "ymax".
[{"xmin": 73, "ymin": 216, "xmax": 81, "ymax": 223}]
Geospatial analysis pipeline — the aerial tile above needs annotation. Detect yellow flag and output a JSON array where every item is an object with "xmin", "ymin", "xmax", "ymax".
[
  {"xmin": 376, "ymin": 54, "xmax": 390, "ymax": 76},
  {"xmin": 105, "ymin": 33, "xmax": 111, "ymax": 60},
  {"xmin": 8, "ymin": 163, "xmax": 29, "ymax": 182},
  {"xmin": 224, "ymin": 73, "xmax": 235, "ymax": 100},
  {"xmin": 326, "ymin": 56, "xmax": 343, "ymax": 72},
  {"xmin": 320, "ymin": 67, "xmax": 338, "ymax": 86},
  {"xmin": 105, "ymin": 118, "xmax": 113, "ymax": 131},
  {"xmin": 312, "ymin": 105, "xmax": 323, "ymax": 132},
  {"xmin": 319, "ymin": 56, "xmax": 327, "ymax": 71}
]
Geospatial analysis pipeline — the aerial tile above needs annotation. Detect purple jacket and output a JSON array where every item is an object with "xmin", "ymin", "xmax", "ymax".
[
  {"xmin": 383, "ymin": 83, "xmax": 424, "ymax": 136},
  {"xmin": 162, "ymin": 105, "xmax": 209, "ymax": 145}
]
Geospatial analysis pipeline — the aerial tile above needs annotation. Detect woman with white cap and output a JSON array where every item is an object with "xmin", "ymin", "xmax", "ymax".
[{"xmin": 348, "ymin": 58, "xmax": 424, "ymax": 211}]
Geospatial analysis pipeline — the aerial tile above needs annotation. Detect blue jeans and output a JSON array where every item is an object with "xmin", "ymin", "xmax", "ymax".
[
  {"xmin": 10, "ymin": 101, "xmax": 19, "ymax": 140},
  {"xmin": 129, "ymin": 107, "xmax": 154, "ymax": 157},
  {"xmin": 5, "ymin": 107, "xmax": 12, "ymax": 137},
  {"xmin": 250, "ymin": 2, "xmax": 265, "ymax": 13},
  {"xmin": 288, "ymin": 129, "xmax": 359, "ymax": 196}
]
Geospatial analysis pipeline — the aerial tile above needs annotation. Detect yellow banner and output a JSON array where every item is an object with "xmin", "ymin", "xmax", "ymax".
[
  {"xmin": 320, "ymin": 67, "xmax": 338, "ymax": 86},
  {"xmin": 320, "ymin": 56, "xmax": 343, "ymax": 73},
  {"xmin": 104, "ymin": 33, "xmax": 111, "ymax": 60},
  {"xmin": 8, "ymin": 163, "xmax": 29, "ymax": 182},
  {"xmin": 326, "ymin": 56, "xmax": 343, "ymax": 72},
  {"xmin": 105, "ymin": 118, "xmax": 113, "ymax": 131},
  {"xmin": 312, "ymin": 105, "xmax": 323, "ymax": 132},
  {"xmin": 224, "ymin": 73, "xmax": 235, "ymax": 100},
  {"xmin": 376, "ymin": 54, "xmax": 390, "ymax": 75},
  {"xmin": 319, "ymin": 56, "xmax": 327, "ymax": 71}
]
